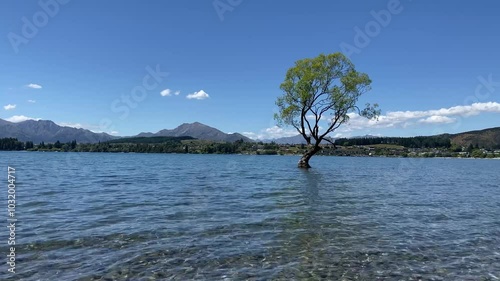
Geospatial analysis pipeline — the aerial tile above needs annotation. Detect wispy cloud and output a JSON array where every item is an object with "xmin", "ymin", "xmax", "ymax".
[
  {"xmin": 5, "ymin": 115, "xmax": 41, "ymax": 122},
  {"xmin": 343, "ymin": 102, "xmax": 500, "ymax": 130},
  {"xmin": 306, "ymin": 114, "xmax": 329, "ymax": 123},
  {"xmin": 3, "ymin": 104, "xmax": 16, "ymax": 110},
  {"xmin": 56, "ymin": 122, "xmax": 119, "ymax": 135},
  {"xmin": 160, "ymin": 89, "xmax": 171, "ymax": 96},
  {"xmin": 418, "ymin": 116, "xmax": 456, "ymax": 124},
  {"xmin": 243, "ymin": 126, "xmax": 297, "ymax": 140},
  {"xmin": 186, "ymin": 90, "xmax": 210, "ymax": 100},
  {"xmin": 160, "ymin": 89, "xmax": 180, "ymax": 97},
  {"xmin": 241, "ymin": 132, "xmax": 258, "ymax": 138},
  {"xmin": 246, "ymin": 102, "xmax": 500, "ymax": 140},
  {"xmin": 27, "ymin": 100, "xmax": 36, "ymax": 103},
  {"xmin": 57, "ymin": 122, "xmax": 84, "ymax": 129},
  {"xmin": 26, "ymin": 83, "xmax": 42, "ymax": 89}
]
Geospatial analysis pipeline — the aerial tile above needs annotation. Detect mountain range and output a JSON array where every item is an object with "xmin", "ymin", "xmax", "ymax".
[
  {"xmin": 0, "ymin": 119, "xmax": 252, "ymax": 143},
  {"xmin": 134, "ymin": 122, "xmax": 253, "ymax": 142},
  {"xmin": 0, "ymin": 119, "xmax": 116, "ymax": 143},
  {"xmin": 448, "ymin": 127, "xmax": 500, "ymax": 149},
  {"xmin": 1, "ymin": 118, "xmax": 499, "ymax": 148}
]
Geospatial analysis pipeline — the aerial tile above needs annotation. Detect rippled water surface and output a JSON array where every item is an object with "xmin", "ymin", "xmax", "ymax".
[{"xmin": 1, "ymin": 152, "xmax": 500, "ymax": 280}]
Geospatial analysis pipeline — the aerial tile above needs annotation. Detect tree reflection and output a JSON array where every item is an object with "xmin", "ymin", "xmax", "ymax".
[{"xmin": 268, "ymin": 169, "xmax": 342, "ymax": 279}]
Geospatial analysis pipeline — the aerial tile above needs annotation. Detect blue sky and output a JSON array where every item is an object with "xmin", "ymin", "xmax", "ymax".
[{"xmin": 1, "ymin": 0, "xmax": 500, "ymax": 139}]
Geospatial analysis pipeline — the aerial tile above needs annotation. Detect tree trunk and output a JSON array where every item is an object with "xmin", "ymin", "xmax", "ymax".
[{"xmin": 298, "ymin": 145, "xmax": 321, "ymax": 168}]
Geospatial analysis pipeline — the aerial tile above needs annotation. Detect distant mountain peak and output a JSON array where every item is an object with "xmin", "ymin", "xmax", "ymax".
[
  {"xmin": 134, "ymin": 122, "xmax": 253, "ymax": 142},
  {"xmin": 0, "ymin": 118, "xmax": 116, "ymax": 143}
]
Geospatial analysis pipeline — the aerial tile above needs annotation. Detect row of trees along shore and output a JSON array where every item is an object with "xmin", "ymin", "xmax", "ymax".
[
  {"xmin": 1, "ymin": 137, "xmax": 499, "ymax": 159},
  {"xmin": 0, "ymin": 138, "xmax": 75, "ymax": 151},
  {"xmin": 334, "ymin": 136, "xmax": 452, "ymax": 148}
]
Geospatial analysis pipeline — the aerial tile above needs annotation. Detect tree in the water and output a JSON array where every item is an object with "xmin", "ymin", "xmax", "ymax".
[{"xmin": 274, "ymin": 53, "xmax": 380, "ymax": 168}]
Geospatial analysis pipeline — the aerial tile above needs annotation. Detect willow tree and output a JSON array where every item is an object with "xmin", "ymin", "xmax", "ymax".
[{"xmin": 274, "ymin": 53, "xmax": 380, "ymax": 168}]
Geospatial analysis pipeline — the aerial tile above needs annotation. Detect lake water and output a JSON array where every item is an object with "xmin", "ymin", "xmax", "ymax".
[{"xmin": 0, "ymin": 152, "xmax": 499, "ymax": 280}]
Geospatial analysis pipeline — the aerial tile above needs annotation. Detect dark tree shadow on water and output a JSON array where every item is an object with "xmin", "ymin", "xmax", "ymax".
[
  {"xmin": 266, "ymin": 168, "xmax": 387, "ymax": 280},
  {"xmin": 262, "ymin": 169, "xmax": 345, "ymax": 279},
  {"xmin": 299, "ymin": 168, "xmax": 322, "ymax": 206}
]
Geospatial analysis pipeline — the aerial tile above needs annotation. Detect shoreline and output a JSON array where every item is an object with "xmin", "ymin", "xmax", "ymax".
[{"xmin": 3, "ymin": 150, "xmax": 500, "ymax": 160}]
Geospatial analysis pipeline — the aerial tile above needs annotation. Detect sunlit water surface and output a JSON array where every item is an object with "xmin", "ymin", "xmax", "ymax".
[{"xmin": 1, "ymin": 152, "xmax": 499, "ymax": 280}]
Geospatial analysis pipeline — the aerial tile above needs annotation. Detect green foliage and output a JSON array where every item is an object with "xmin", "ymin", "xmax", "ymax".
[
  {"xmin": 274, "ymin": 52, "xmax": 380, "ymax": 145},
  {"xmin": 0, "ymin": 138, "xmax": 24, "ymax": 150},
  {"xmin": 2, "ymin": 134, "xmax": 498, "ymax": 160},
  {"xmin": 466, "ymin": 144, "xmax": 474, "ymax": 153},
  {"xmin": 11, "ymin": 137, "xmax": 254, "ymax": 154},
  {"xmin": 471, "ymin": 149, "xmax": 486, "ymax": 158},
  {"xmin": 335, "ymin": 135, "xmax": 452, "ymax": 148},
  {"xmin": 450, "ymin": 144, "xmax": 463, "ymax": 152},
  {"xmin": 70, "ymin": 140, "xmax": 77, "ymax": 150},
  {"xmin": 25, "ymin": 141, "xmax": 34, "ymax": 149}
]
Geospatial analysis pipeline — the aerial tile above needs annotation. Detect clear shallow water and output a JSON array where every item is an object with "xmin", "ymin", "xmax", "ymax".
[{"xmin": 1, "ymin": 152, "xmax": 499, "ymax": 280}]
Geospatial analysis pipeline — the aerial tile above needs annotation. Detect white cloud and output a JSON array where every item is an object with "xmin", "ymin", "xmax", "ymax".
[
  {"xmin": 5, "ymin": 115, "xmax": 41, "ymax": 122},
  {"xmin": 56, "ymin": 122, "xmax": 120, "ymax": 135},
  {"xmin": 419, "ymin": 116, "xmax": 456, "ymax": 124},
  {"xmin": 3, "ymin": 104, "xmax": 16, "ymax": 110},
  {"xmin": 161, "ymin": 89, "xmax": 181, "ymax": 97},
  {"xmin": 268, "ymin": 127, "xmax": 299, "ymax": 137},
  {"xmin": 28, "ymin": 100, "xmax": 36, "ymax": 103},
  {"xmin": 186, "ymin": 90, "xmax": 210, "ymax": 100},
  {"xmin": 242, "ymin": 126, "xmax": 297, "ymax": 140},
  {"xmin": 160, "ymin": 89, "xmax": 172, "ymax": 96},
  {"xmin": 247, "ymin": 102, "xmax": 500, "ymax": 140},
  {"xmin": 57, "ymin": 122, "xmax": 84, "ymax": 129},
  {"xmin": 306, "ymin": 114, "xmax": 328, "ymax": 121},
  {"xmin": 333, "ymin": 133, "xmax": 348, "ymax": 138},
  {"xmin": 26, "ymin": 83, "xmax": 42, "ymax": 89},
  {"xmin": 343, "ymin": 102, "xmax": 500, "ymax": 130},
  {"xmin": 242, "ymin": 132, "xmax": 257, "ymax": 138}
]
